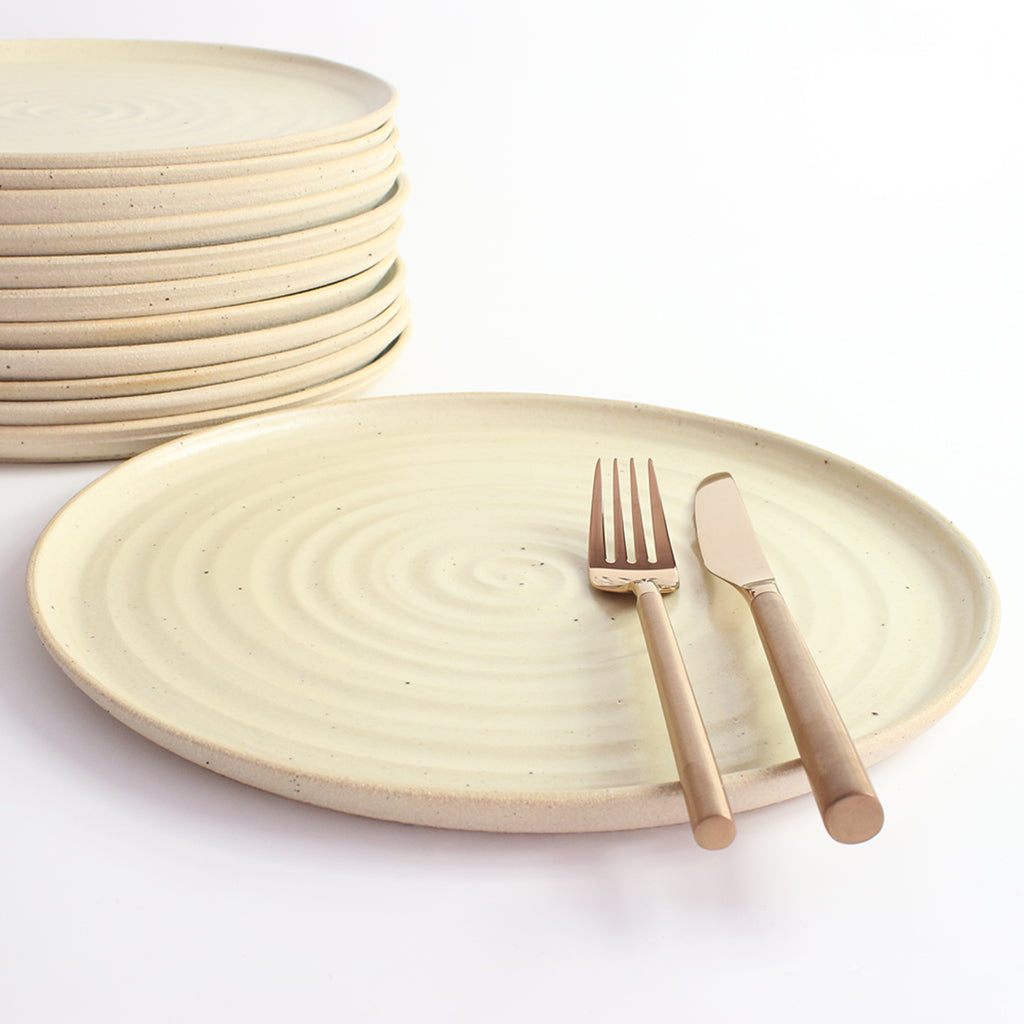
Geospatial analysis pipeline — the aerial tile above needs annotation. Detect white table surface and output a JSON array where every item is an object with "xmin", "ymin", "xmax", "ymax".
[{"xmin": 2, "ymin": 3, "xmax": 1021, "ymax": 1021}]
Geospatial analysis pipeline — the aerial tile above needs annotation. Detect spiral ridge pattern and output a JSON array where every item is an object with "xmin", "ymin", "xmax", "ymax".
[{"xmin": 0, "ymin": 42, "xmax": 396, "ymax": 163}]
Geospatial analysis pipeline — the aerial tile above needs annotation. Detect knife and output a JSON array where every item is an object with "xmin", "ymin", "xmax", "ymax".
[{"xmin": 693, "ymin": 472, "xmax": 884, "ymax": 843}]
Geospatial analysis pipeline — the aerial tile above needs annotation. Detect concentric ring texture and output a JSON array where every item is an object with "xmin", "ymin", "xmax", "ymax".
[
  {"xmin": 27, "ymin": 395, "xmax": 999, "ymax": 831},
  {"xmin": 0, "ymin": 41, "xmax": 397, "ymax": 163}
]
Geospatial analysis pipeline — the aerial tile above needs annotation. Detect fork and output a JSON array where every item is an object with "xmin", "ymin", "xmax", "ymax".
[{"xmin": 589, "ymin": 458, "xmax": 736, "ymax": 849}]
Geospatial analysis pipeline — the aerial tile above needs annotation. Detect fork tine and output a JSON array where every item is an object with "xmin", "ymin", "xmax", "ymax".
[
  {"xmin": 647, "ymin": 459, "xmax": 673, "ymax": 565},
  {"xmin": 590, "ymin": 459, "xmax": 674, "ymax": 570},
  {"xmin": 611, "ymin": 458, "xmax": 627, "ymax": 564},
  {"xmin": 589, "ymin": 459, "xmax": 606, "ymax": 563},
  {"xmin": 629, "ymin": 458, "xmax": 649, "ymax": 565}
]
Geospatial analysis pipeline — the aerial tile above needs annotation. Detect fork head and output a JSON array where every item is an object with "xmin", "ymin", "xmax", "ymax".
[{"xmin": 588, "ymin": 458, "xmax": 679, "ymax": 594}]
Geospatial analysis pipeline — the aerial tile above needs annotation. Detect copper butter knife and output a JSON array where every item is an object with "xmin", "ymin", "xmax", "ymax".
[{"xmin": 693, "ymin": 472, "xmax": 883, "ymax": 843}]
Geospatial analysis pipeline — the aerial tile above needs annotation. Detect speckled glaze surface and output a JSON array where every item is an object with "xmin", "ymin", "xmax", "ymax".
[
  {"xmin": 0, "ymin": 221, "xmax": 401, "ymax": 322},
  {"xmin": 0, "ymin": 40, "xmax": 397, "ymax": 166},
  {"xmin": 0, "ymin": 120, "xmax": 396, "ymax": 189},
  {"xmin": 0, "ymin": 137, "xmax": 398, "ymax": 224},
  {"xmin": 26, "ymin": 394, "xmax": 999, "ymax": 830},
  {"xmin": 2, "ymin": 291, "xmax": 406, "ymax": 400},
  {"xmin": 0, "ymin": 255, "xmax": 400, "ymax": 360},
  {"xmin": 1, "ymin": 259, "xmax": 406, "ymax": 382},
  {"xmin": 0, "ymin": 176, "xmax": 408, "ymax": 288},
  {"xmin": 1, "ymin": 299, "xmax": 408, "ymax": 423},
  {"xmin": 1, "ymin": 328, "xmax": 409, "ymax": 461},
  {"xmin": 0, "ymin": 158, "xmax": 401, "ymax": 256}
]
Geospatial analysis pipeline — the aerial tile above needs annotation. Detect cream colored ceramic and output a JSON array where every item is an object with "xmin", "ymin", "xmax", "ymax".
[
  {"xmin": 1, "ymin": 327, "xmax": 409, "ymax": 461},
  {"xmin": 1, "ymin": 262, "xmax": 406, "ymax": 385},
  {"xmin": 25, "ymin": 394, "xmax": 999, "ymax": 829},
  {"xmin": 0, "ymin": 176, "xmax": 408, "ymax": 288},
  {"xmin": 1, "ymin": 221, "xmax": 401, "ymax": 322},
  {"xmin": 0, "ymin": 120, "xmax": 395, "ymax": 189},
  {"xmin": 1, "ymin": 300, "xmax": 409, "ymax": 423},
  {"xmin": 0, "ymin": 40, "xmax": 397, "ymax": 167},
  {"xmin": 2, "ymin": 295, "xmax": 406, "ymax": 400},
  {"xmin": 0, "ymin": 137, "xmax": 399, "ymax": 224},
  {"xmin": 0, "ymin": 157, "xmax": 401, "ymax": 256},
  {"xmin": 0, "ymin": 254, "xmax": 399, "ymax": 353}
]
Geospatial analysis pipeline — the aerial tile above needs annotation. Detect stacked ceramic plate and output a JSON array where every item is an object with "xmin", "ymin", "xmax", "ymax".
[{"xmin": 0, "ymin": 40, "xmax": 411, "ymax": 462}]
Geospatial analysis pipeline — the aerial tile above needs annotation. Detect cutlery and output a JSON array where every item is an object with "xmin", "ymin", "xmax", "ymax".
[
  {"xmin": 589, "ymin": 459, "xmax": 735, "ymax": 849},
  {"xmin": 693, "ymin": 472, "xmax": 884, "ymax": 843}
]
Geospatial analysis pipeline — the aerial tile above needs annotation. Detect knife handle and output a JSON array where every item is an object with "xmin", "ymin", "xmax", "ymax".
[
  {"xmin": 634, "ymin": 582, "xmax": 736, "ymax": 850},
  {"xmin": 749, "ymin": 588, "xmax": 884, "ymax": 843}
]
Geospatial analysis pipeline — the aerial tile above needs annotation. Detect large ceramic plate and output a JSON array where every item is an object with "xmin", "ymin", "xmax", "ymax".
[
  {"xmin": 26, "ymin": 394, "xmax": 999, "ymax": 830},
  {"xmin": 0, "ymin": 40, "xmax": 397, "ymax": 167}
]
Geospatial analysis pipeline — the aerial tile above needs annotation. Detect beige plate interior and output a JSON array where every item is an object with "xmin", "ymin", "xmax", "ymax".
[
  {"xmin": 0, "ymin": 40, "xmax": 397, "ymax": 166},
  {"xmin": 26, "ymin": 394, "xmax": 1000, "ymax": 830}
]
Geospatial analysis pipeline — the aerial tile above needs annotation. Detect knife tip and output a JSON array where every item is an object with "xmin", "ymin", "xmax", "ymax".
[{"xmin": 697, "ymin": 471, "xmax": 735, "ymax": 490}]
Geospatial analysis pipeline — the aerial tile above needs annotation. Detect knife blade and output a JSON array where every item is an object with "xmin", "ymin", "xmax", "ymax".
[{"xmin": 693, "ymin": 472, "xmax": 884, "ymax": 844}]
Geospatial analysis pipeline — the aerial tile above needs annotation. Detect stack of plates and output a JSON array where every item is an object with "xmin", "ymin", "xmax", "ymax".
[{"xmin": 0, "ymin": 40, "xmax": 411, "ymax": 462}]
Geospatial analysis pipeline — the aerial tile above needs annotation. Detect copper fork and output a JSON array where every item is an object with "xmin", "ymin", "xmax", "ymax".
[{"xmin": 589, "ymin": 458, "xmax": 735, "ymax": 849}]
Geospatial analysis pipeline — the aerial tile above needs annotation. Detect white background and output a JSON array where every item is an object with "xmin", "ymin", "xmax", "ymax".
[{"xmin": 2, "ymin": 2, "xmax": 1021, "ymax": 1021}]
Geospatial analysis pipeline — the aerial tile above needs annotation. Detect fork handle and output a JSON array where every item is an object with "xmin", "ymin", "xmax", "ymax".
[
  {"xmin": 634, "ymin": 582, "xmax": 736, "ymax": 850},
  {"xmin": 749, "ymin": 589, "xmax": 884, "ymax": 844}
]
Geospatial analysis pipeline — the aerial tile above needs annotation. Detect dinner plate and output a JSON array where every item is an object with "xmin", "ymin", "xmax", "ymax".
[
  {"xmin": 0, "ymin": 157, "xmax": 401, "ymax": 256},
  {"xmin": 1, "ymin": 221, "xmax": 401, "ymax": 322},
  {"xmin": 0, "ymin": 120, "xmax": 396, "ymax": 189},
  {"xmin": 0, "ymin": 176, "xmax": 408, "ymax": 288},
  {"xmin": 0, "ymin": 137, "xmax": 398, "ymax": 223},
  {"xmin": 0, "ymin": 40, "xmax": 397, "ymax": 167},
  {"xmin": 26, "ymin": 394, "xmax": 999, "ymax": 830},
  {"xmin": 1, "ymin": 258, "xmax": 406, "ymax": 380},
  {"xmin": 2, "ymin": 293, "xmax": 407, "ymax": 400},
  {"xmin": 0, "ymin": 254, "xmax": 399, "ymax": 353},
  {"xmin": 1, "ymin": 327, "xmax": 409, "ymax": 461},
  {"xmin": 1, "ymin": 300, "xmax": 409, "ymax": 423}
]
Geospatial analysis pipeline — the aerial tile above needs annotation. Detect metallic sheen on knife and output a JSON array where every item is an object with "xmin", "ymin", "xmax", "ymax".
[{"xmin": 693, "ymin": 472, "xmax": 884, "ymax": 844}]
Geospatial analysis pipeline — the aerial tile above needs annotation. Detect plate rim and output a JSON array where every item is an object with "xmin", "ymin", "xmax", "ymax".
[{"xmin": 0, "ymin": 39, "xmax": 398, "ymax": 167}]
